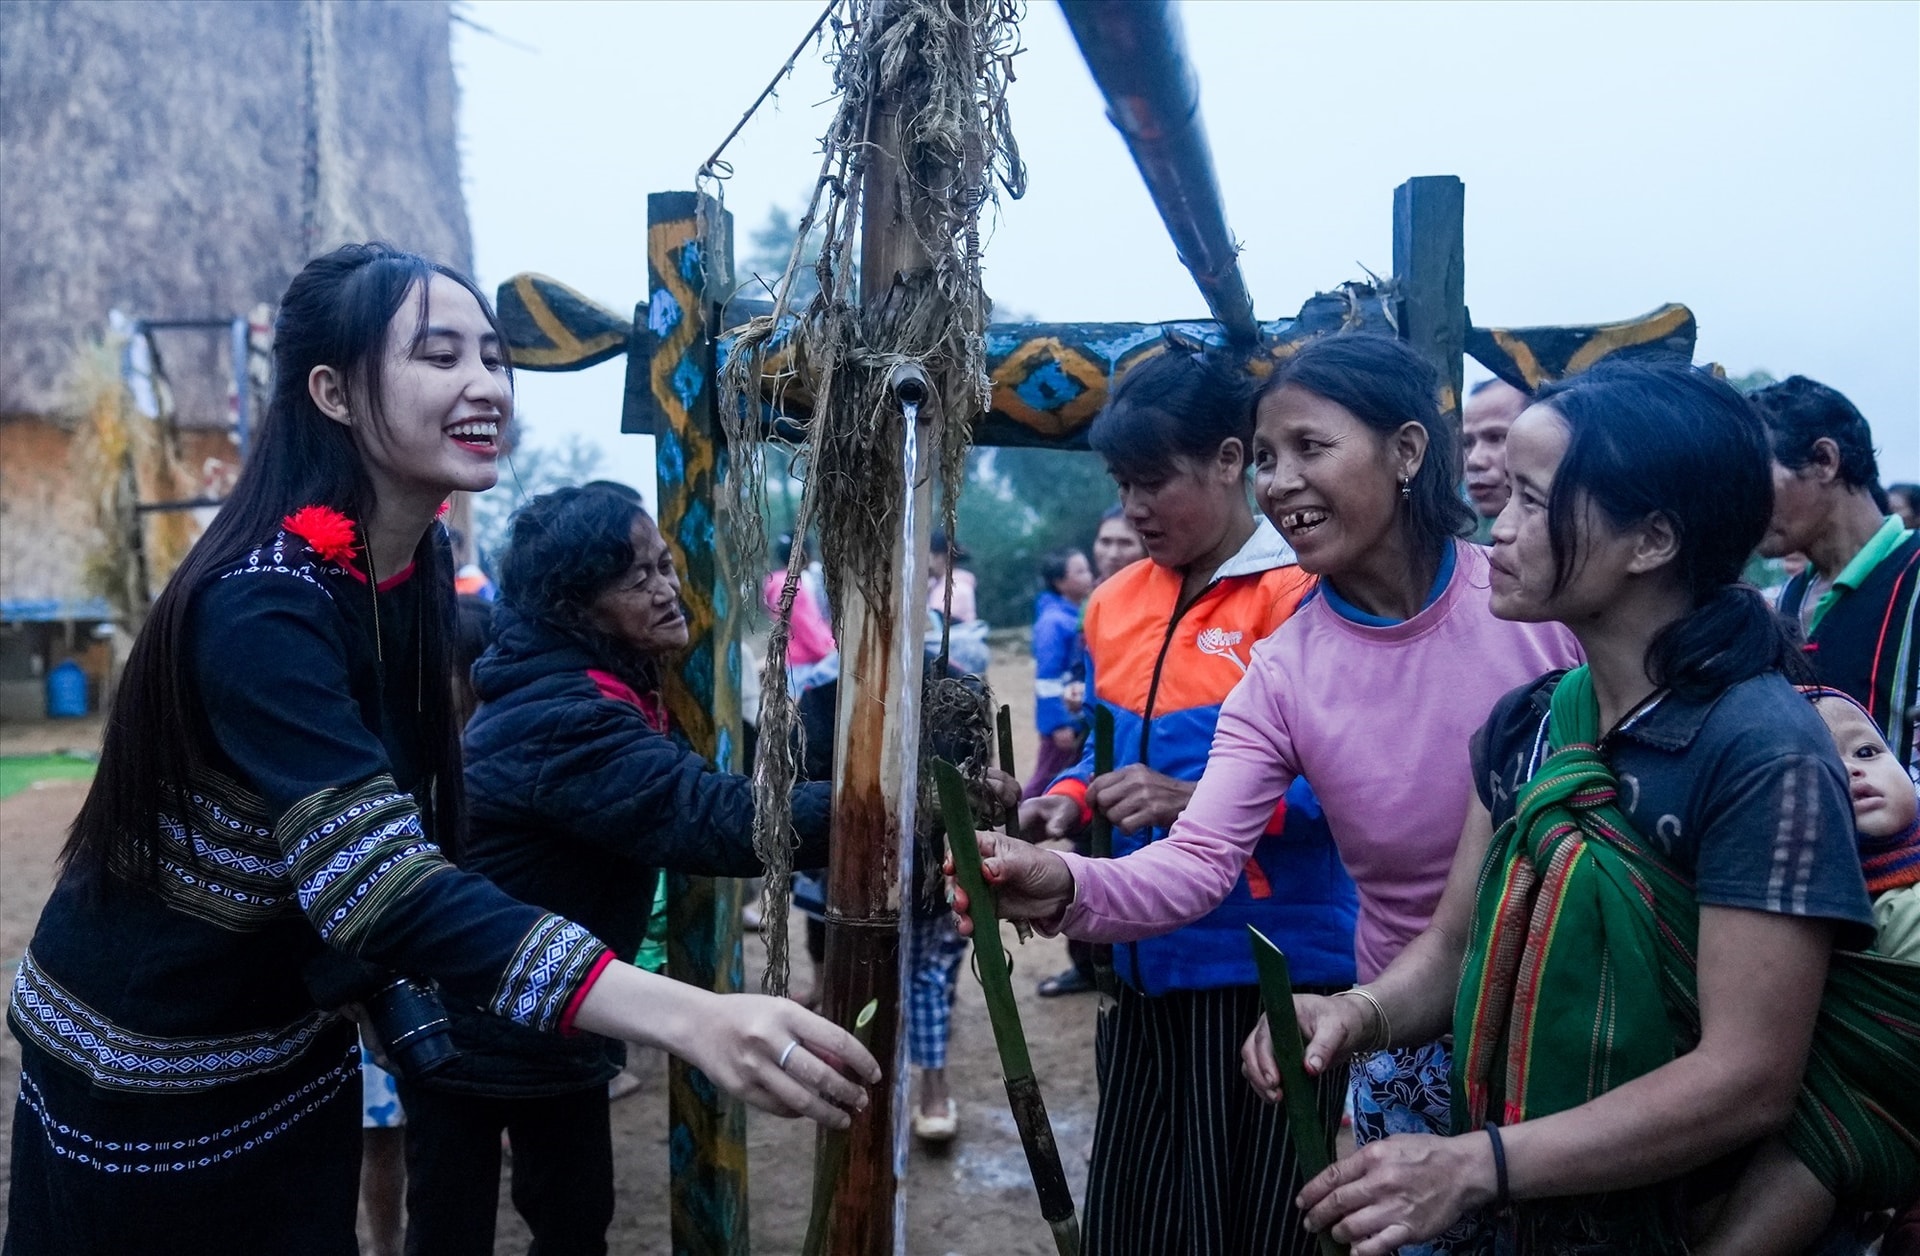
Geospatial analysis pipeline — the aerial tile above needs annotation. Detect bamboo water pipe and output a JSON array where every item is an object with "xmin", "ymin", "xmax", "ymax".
[{"xmin": 1057, "ymin": 0, "xmax": 1259, "ymax": 345}]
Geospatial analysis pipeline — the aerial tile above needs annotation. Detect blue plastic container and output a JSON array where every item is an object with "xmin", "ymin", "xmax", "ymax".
[{"xmin": 46, "ymin": 659, "xmax": 89, "ymax": 718}]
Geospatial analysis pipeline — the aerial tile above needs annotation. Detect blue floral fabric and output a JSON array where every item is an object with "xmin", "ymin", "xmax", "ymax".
[
  {"xmin": 1349, "ymin": 1040, "xmax": 1489, "ymax": 1255},
  {"xmin": 360, "ymin": 1047, "xmax": 404, "ymax": 1129}
]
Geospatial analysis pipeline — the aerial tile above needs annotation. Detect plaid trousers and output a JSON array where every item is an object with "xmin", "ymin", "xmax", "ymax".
[{"xmin": 905, "ymin": 911, "xmax": 968, "ymax": 1070}]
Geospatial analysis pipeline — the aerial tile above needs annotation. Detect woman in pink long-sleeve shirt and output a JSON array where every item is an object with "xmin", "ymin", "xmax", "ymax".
[{"xmin": 969, "ymin": 336, "xmax": 1578, "ymax": 1255}]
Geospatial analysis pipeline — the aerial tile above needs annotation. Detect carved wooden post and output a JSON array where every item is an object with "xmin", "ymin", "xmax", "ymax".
[
  {"xmin": 647, "ymin": 190, "xmax": 751, "ymax": 1256},
  {"xmin": 811, "ymin": 49, "xmax": 940, "ymax": 1255},
  {"xmin": 1393, "ymin": 175, "xmax": 1466, "ymax": 425}
]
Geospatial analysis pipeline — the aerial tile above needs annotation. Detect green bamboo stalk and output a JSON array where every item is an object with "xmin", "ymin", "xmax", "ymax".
[
  {"xmin": 937, "ymin": 759, "xmax": 1082, "ymax": 1256},
  {"xmin": 996, "ymin": 704, "xmax": 1033, "ymax": 944},
  {"xmin": 1249, "ymin": 927, "xmax": 1347, "ymax": 1256},
  {"xmin": 1089, "ymin": 705, "xmax": 1118, "ymax": 1002},
  {"xmin": 802, "ymin": 998, "xmax": 879, "ymax": 1256}
]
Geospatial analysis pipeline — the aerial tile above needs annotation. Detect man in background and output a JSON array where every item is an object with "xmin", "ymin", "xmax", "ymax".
[
  {"xmin": 1462, "ymin": 378, "xmax": 1530, "ymax": 532},
  {"xmin": 1753, "ymin": 376, "xmax": 1919, "ymax": 776}
]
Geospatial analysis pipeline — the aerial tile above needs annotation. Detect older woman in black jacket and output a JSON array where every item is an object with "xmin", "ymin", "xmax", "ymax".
[{"xmin": 403, "ymin": 485, "xmax": 833, "ymax": 1255}]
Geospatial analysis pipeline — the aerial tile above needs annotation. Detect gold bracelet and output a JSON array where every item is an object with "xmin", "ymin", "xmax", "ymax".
[{"xmin": 1334, "ymin": 987, "xmax": 1391, "ymax": 1051}]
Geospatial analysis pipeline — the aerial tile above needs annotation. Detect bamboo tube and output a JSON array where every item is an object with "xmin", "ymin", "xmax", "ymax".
[
  {"xmin": 996, "ymin": 705, "xmax": 1032, "ymax": 944},
  {"xmin": 936, "ymin": 761, "xmax": 1082, "ymax": 1256},
  {"xmin": 802, "ymin": 998, "xmax": 880, "ymax": 1256},
  {"xmin": 995, "ymin": 705, "xmax": 1018, "ymax": 829},
  {"xmin": 1089, "ymin": 706, "xmax": 1118, "ymax": 1002},
  {"xmin": 1249, "ymin": 927, "xmax": 1347, "ymax": 1256},
  {"xmin": 813, "ymin": 34, "xmax": 936, "ymax": 1250}
]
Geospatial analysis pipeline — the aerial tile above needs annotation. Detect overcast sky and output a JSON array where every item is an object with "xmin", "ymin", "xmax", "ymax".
[{"xmin": 454, "ymin": 0, "xmax": 1919, "ymax": 502}]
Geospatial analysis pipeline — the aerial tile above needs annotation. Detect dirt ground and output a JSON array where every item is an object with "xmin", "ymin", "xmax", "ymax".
[{"xmin": 1, "ymin": 640, "xmax": 1106, "ymax": 1254}]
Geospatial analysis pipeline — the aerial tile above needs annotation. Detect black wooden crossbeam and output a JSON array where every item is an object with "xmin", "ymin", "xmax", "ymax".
[{"xmin": 495, "ymin": 183, "xmax": 1697, "ymax": 452}]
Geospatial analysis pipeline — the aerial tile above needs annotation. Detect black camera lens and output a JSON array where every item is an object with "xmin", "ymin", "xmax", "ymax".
[{"xmin": 366, "ymin": 977, "xmax": 460, "ymax": 1080}]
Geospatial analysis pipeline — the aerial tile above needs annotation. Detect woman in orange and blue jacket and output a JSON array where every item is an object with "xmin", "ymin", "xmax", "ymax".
[{"xmin": 1019, "ymin": 348, "xmax": 1357, "ymax": 1255}]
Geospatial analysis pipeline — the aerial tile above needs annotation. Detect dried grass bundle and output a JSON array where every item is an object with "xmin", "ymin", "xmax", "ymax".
[{"xmin": 712, "ymin": 0, "xmax": 1024, "ymax": 993}]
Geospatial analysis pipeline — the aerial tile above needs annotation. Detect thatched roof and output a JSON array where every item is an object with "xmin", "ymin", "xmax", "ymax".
[{"xmin": 0, "ymin": 0, "xmax": 472, "ymax": 426}]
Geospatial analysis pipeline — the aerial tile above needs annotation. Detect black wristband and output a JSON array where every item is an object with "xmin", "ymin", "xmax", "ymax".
[{"xmin": 1483, "ymin": 1121, "xmax": 1510, "ymax": 1209}]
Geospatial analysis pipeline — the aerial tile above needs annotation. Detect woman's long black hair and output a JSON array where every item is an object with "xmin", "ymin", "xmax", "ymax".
[
  {"xmin": 1534, "ymin": 361, "xmax": 1805, "ymax": 699},
  {"xmin": 66, "ymin": 243, "xmax": 508, "ymax": 878},
  {"xmin": 496, "ymin": 486, "xmax": 664, "ymax": 692}
]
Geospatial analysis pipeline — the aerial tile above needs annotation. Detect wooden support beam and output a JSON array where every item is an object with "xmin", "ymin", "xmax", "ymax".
[
  {"xmin": 494, "ymin": 272, "xmax": 631, "ymax": 370},
  {"xmin": 645, "ymin": 190, "xmax": 752, "ymax": 1256},
  {"xmin": 506, "ymin": 172, "xmax": 1693, "ymax": 448},
  {"xmin": 1392, "ymin": 175, "xmax": 1466, "ymax": 424},
  {"xmin": 510, "ymin": 266, "xmax": 1695, "ymax": 449},
  {"xmin": 809, "ymin": 58, "xmax": 930, "ymax": 1255}
]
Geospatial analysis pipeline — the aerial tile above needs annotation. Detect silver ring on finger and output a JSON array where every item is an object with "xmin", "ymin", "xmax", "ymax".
[{"xmin": 777, "ymin": 1040, "xmax": 801, "ymax": 1071}]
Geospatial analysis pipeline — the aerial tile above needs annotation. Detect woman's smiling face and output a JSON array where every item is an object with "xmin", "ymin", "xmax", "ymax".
[
  {"xmin": 589, "ymin": 514, "xmax": 688, "ymax": 655},
  {"xmin": 1251, "ymin": 383, "xmax": 1408, "ymax": 577},
  {"xmin": 348, "ymin": 273, "xmax": 511, "ymax": 501}
]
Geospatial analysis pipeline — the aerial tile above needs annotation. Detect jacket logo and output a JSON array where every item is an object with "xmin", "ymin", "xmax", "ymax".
[{"xmin": 1195, "ymin": 627, "xmax": 1247, "ymax": 673}]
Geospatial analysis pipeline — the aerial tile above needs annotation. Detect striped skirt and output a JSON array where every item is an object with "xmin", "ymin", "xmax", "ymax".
[{"xmin": 1083, "ymin": 982, "xmax": 1346, "ymax": 1256}]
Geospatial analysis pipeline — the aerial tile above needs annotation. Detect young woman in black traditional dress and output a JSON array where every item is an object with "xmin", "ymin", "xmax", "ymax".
[{"xmin": 3, "ymin": 245, "xmax": 876, "ymax": 1256}]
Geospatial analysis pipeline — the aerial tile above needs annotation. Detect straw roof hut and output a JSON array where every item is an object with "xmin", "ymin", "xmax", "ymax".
[
  {"xmin": 1, "ymin": 0, "xmax": 471, "ymax": 421},
  {"xmin": 0, "ymin": 0, "xmax": 472, "ymax": 714}
]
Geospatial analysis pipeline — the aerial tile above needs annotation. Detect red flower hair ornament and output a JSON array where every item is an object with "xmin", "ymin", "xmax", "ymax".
[{"xmin": 283, "ymin": 506, "xmax": 360, "ymax": 565}]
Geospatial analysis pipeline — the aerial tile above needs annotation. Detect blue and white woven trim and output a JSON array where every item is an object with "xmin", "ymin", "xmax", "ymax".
[
  {"xmin": 216, "ymin": 530, "xmax": 349, "ymax": 596},
  {"xmin": 280, "ymin": 776, "xmax": 448, "ymax": 951},
  {"xmin": 9, "ymin": 951, "xmax": 341, "ymax": 1093},
  {"xmin": 490, "ymin": 914, "xmax": 610, "ymax": 1033},
  {"xmin": 109, "ymin": 770, "xmax": 298, "ymax": 931},
  {"xmin": 13, "ymin": 1038, "xmax": 358, "ymax": 1172}
]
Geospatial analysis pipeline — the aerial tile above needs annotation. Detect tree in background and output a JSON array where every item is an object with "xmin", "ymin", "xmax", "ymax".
[
  {"xmin": 740, "ymin": 205, "xmax": 825, "ymax": 311},
  {"xmin": 1726, "ymin": 368, "xmax": 1776, "ymax": 394},
  {"xmin": 957, "ymin": 447, "xmax": 1116, "ymax": 628},
  {"xmin": 1728, "ymin": 368, "xmax": 1786, "ymax": 590},
  {"xmin": 466, "ymin": 423, "xmax": 605, "ymax": 570}
]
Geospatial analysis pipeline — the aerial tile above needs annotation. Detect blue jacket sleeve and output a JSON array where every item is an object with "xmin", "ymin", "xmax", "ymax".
[
  {"xmin": 1032, "ymin": 601, "xmax": 1079, "ymax": 736},
  {"xmin": 520, "ymin": 699, "xmax": 832, "ymax": 873}
]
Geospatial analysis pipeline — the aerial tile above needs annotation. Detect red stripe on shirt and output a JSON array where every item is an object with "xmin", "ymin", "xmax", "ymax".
[{"xmin": 558, "ymin": 950, "xmax": 617, "ymax": 1037}]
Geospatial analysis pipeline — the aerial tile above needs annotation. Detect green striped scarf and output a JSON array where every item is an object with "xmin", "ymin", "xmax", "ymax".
[{"xmin": 1452, "ymin": 666, "xmax": 1920, "ymax": 1212}]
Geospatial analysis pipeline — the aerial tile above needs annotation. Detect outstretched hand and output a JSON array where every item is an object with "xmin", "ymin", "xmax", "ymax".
[
  {"xmin": 1240, "ymin": 993, "xmax": 1373, "ymax": 1103},
  {"xmin": 677, "ymin": 994, "xmax": 881, "ymax": 1129},
  {"xmin": 945, "ymin": 830, "xmax": 1075, "ymax": 936},
  {"xmin": 980, "ymin": 767, "xmax": 1023, "ymax": 826},
  {"xmin": 571, "ymin": 964, "xmax": 880, "ymax": 1130}
]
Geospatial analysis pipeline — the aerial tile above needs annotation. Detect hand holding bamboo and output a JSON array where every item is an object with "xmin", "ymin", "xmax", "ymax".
[
  {"xmin": 938, "ymin": 760, "xmax": 1082, "ymax": 1256},
  {"xmin": 1249, "ymin": 927, "xmax": 1347, "ymax": 1256}
]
